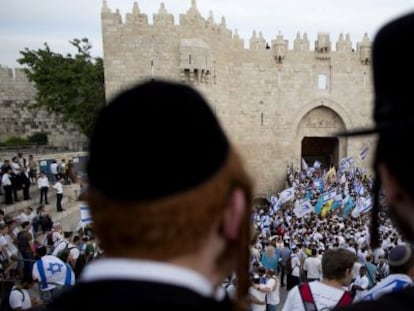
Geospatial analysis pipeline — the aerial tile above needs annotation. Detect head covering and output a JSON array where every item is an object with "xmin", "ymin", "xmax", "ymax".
[
  {"xmin": 388, "ymin": 244, "xmax": 414, "ymax": 267},
  {"xmin": 338, "ymin": 11, "xmax": 414, "ymax": 136},
  {"xmin": 87, "ymin": 79, "xmax": 229, "ymax": 201}
]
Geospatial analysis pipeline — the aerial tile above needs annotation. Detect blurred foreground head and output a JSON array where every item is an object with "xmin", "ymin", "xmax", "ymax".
[
  {"xmin": 87, "ymin": 79, "xmax": 253, "ymax": 309},
  {"xmin": 337, "ymin": 12, "xmax": 414, "ymax": 247}
]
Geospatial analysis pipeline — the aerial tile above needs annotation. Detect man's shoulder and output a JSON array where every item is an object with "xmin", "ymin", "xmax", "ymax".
[{"xmin": 47, "ymin": 280, "xmax": 235, "ymax": 308}]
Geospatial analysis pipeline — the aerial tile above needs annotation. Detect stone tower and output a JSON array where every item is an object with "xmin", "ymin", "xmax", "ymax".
[{"xmin": 101, "ymin": 0, "xmax": 375, "ymax": 194}]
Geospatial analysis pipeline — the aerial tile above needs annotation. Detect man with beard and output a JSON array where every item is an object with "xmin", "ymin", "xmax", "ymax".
[
  {"xmin": 40, "ymin": 80, "xmax": 253, "ymax": 310},
  {"xmin": 336, "ymin": 10, "xmax": 414, "ymax": 311}
]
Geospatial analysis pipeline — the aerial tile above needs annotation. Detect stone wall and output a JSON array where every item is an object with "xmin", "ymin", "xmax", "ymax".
[
  {"xmin": 101, "ymin": 0, "xmax": 376, "ymax": 194},
  {"xmin": 0, "ymin": 66, "xmax": 87, "ymax": 150}
]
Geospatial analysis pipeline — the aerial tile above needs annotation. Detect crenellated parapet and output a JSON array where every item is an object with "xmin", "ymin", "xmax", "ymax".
[
  {"xmin": 336, "ymin": 33, "xmax": 353, "ymax": 53},
  {"xmin": 293, "ymin": 32, "xmax": 310, "ymax": 52},
  {"xmin": 102, "ymin": 0, "xmax": 372, "ymax": 56}
]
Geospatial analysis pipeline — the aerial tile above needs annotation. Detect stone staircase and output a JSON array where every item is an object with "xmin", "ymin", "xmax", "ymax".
[{"xmin": 1, "ymin": 183, "xmax": 82, "ymax": 222}]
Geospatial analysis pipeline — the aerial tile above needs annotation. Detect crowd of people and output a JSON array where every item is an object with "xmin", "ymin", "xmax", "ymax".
[
  {"xmin": 1, "ymin": 8, "xmax": 414, "ymax": 311},
  {"xmin": 0, "ymin": 202, "xmax": 101, "ymax": 310}
]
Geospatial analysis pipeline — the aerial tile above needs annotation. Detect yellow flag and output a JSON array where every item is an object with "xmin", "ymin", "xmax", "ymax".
[{"xmin": 321, "ymin": 199, "xmax": 334, "ymax": 218}]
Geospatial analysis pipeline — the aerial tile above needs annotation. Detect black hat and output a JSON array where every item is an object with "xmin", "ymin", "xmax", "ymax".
[
  {"xmin": 87, "ymin": 79, "xmax": 229, "ymax": 201},
  {"xmin": 338, "ymin": 11, "xmax": 414, "ymax": 136}
]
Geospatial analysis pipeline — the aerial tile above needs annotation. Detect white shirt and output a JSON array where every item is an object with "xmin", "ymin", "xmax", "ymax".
[
  {"xmin": 37, "ymin": 176, "xmax": 49, "ymax": 188},
  {"xmin": 9, "ymin": 287, "xmax": 32, "ymax": 310},
  {"xmin": 265, "ymin": 277, "xmax": 280, "ymax": 305},
  {"xmin": 353, "ymin": 274, "xmax": 369, "ymax": 302},
  {"xmin": 50, "ymin": 163, "xmax": 59, "ymax": 175},
  {"xmin": 1, "ymin": 173, "xmax": 12, "ymax": 186},
  {"xmin": 282, "ymin": 281, "xmax": 347, "ymax": 311},
  {"xmin": 249, "ymin": 286, "xmax": 266, "ymax": 311},
  {"xmin": 52, "ymin": 241, "xmax": 80, "ymax": 260},
  {"xmin": 52, "ymin": 181, "xmax": 63, "ymax": 194},
  {"xmin": 303, "ymin": 256, "xmax": 322, "ymax": 279}
]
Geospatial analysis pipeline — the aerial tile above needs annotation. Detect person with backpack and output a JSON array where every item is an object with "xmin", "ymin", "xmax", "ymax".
[
  {"xmin": 282, "ymin": 248, "xmax": 355, "ymax": 311},
  {"xmin": 32, "ymin": 246, "xmax": 75, "ymax": 304},
  {"xmin": 51, "ymin": 233, "xmax": 80, "ymax": 271},
  {"xmin": 7, "ymin": 278, "xmax": 40, "ymax": 310}
]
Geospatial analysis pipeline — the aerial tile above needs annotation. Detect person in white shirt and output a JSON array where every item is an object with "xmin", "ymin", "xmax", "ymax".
[
  {"xmin": 37, "ymin": 171, "xmax": 50, "ymax": 205},
  {"xmin": 283, "ymin": 248, "xmax": 355, "ymax": 311},
  {"xmin": 8, "ymin": 279, "xmax": 40, "ymax": 310},
  {"xmin": 264, "ymin": 269, "xmax": 280, "ymax": 311},
  {"xmin": 50, "ymin": 177, "xmax": 64, "ymax": 212},
  {"xmin": 32, "ymin": 246, "xmax": 75, "ymax": 303},
  {"xmin": 351, "ymin": 266, "xmax": 369, "ymax": 302},
  {"xmin": 249, "ymin": 275, "xmax": 266, "ymax": 311},
  {"xmin": 303, "ymin": 248, "xmax": 322, "ymax": 282}
]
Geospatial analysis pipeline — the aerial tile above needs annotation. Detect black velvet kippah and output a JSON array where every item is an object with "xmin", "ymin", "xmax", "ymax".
[{"xmin": 87, "ymin": 79, "xmax": 230, "ymax": 201}]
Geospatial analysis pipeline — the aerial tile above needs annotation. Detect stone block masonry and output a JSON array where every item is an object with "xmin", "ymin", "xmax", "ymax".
[{"xmin": 101, "ymin": 0, "xmax": 376, "ymax": 194}]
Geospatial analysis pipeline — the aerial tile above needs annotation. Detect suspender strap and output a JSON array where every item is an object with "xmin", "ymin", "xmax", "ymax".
[
  {"xmin": 336, "ymin": 291, "xmax": 354, "ymax": 307},
  {"xmin": 36, "ymin": 259, "xmax": 48, "ymax": 290},
  {"xmin": 299, "ymin": 282, "xmax": 317, "ymax": 311},
  {"xmin": 64, "ymin": 263, "xmax": 72, "ymax": 286}
]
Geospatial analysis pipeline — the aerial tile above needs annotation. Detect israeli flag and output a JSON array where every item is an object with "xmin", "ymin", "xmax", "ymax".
[
  {"xmin": 313, "ymin": 160, "xmax": 321, "ymax": 169},
  {"xmin": 322, "ymin": 189, "xmax": 337, "ymax": 204},
  {"xmin": 80, "ymin": 204, "xmax": 93, "ymax": 226},
  {"xmin": 360, "ymin": 145, "xmax": 369, "ymax": 161},
  {"xmin": 362, "ymin": 274, "xmax": 412, "ymax": 301},
  {"xmin": 338, "ymin": 156, "xmax": 354, "ymax": 173},
  {"xmin": 293, "ymin": 199, "xmax": 314, "ymax": 218},
  {"xmin": 278, "ymin": 187, "xmax": 295, "ymax": 204}
]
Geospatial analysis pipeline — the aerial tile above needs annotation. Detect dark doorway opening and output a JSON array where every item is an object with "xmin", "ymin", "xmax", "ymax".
[{"xmin": 301, "ymin": 137, "xmax": 338, "ymax": 170}]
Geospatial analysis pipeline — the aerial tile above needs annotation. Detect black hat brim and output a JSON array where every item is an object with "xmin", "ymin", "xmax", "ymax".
[{"xmin": 336, "ymin": 119, "xmax": 414, "ymax": 137}]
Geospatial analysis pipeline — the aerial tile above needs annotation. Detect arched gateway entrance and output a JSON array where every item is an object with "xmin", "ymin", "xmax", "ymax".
[
  {"xmin": 297, "ymin": 104, "xmax": 346, "ymax": 171},
  {"xmin": 302, "ymin": 137, "xmax": 338, "ymax": 169}
]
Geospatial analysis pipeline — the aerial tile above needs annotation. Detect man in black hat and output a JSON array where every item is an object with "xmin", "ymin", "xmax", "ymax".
[
  {"xmin": 43, "ymin": 79, "xmax": 253, "ymax": 310},
  {"xmin": 335, "ymin": 10, "xmax": 414, "ymax": 311}
]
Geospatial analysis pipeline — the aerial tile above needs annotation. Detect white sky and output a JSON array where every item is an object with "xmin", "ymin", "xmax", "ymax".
[{"xmin": 1, "ymin": 0, "xmax": 414, "ymax": 68}]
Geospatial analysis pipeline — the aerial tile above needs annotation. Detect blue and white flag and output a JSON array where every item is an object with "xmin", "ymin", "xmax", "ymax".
[
  {"xmin": 278, "ymin": 187, "xmax": 295, "ymax": 204},
  {"xmin": 322, "ymin": 188, "xmax": 337, "ymax": 204},
  {"xmin": 80, "ymin": 204, "xmax": 93, "ymax": 226},
  {"xmin": 331, "ymin": 194, "xmax": 343, "ymax": 211},
  {"xmin": 293, "ymin": 199, "xmax": 314, "ymax": 218},
  {"xmin": 338, "ymin": 156, "xmax": 354, "ymax": 173},
  {"xmin": 352, "ymin": 196, "xmax": 373, "ymax": 218},
  {"xmin": 301, "ymin": 158, "xmax": 309, "ymax": 171},
  {"xmin": 313, "ymin": 160, "xmax": 321, "ymax": 169},
  {"xmin": 361, "ymin": 274, "xmax": 413, "ymax": 301},
  {"xmin": 353, "ymin": 180, "xmax": 365, "ymax": 196},
  {"xmin": 359, "ymin": 145, "xmax": 369, "ymax": 161}
]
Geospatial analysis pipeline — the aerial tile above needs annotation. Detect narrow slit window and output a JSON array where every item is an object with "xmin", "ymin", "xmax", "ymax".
[{"xmin": 318, "ymin": 74, "xmax": 327, "ymax": 89}]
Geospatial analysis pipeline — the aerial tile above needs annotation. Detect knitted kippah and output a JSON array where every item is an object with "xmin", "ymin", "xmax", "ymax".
[
  {"xmin": 87, "ymin": 79, "xmax": 229, "ymax": 201},
  {"xmin": 388, "ymin": 244, "xmax": 413, "ymax": 267}
]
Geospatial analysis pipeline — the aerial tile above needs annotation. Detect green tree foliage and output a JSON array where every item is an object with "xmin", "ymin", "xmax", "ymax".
[{"xmin": 17, "ymin": 38, "xmax": 105, "ymax": 137}]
